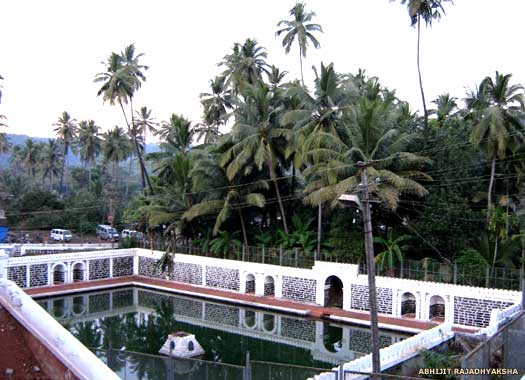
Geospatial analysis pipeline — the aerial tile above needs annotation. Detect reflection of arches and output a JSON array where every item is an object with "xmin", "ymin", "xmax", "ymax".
[
  {"xmin": 72, "ymin": 296, "xmax": 87, "ymax": 316},
  {"xmin": 52, "ymin": 299, "xmax": 66, "ymax": 318},
  {"xmin": 245, "ymin": 274, "xmax": 255, "ymax": 293},
  {"xmin": 323, "ymin": 323, "xmax": 343, "ymax": 353},
  {"xmin": 324, "ymin": 276, "xmax": 343, "ymax": 308},
  {"xmin": 401, "ymin": 292, "xmax": 416, "ymax": 318},
  {"xmin": 72, "ymin": 262, "xmax": 86, "ymax": 282},
  {"xmin": 262, "ymin": 314, "xmax": 276, "ymax": 333},
  {"xmin": 52, "ymin": 263, "xmax": 66, "ymax": 285},
  {"xmin": 243, "ymin": 310, "xmax": 257, "ymax": 329},
  {"xmin": 264, "ymin": 276, "xmax": 275, "ymax": 296},
  {"xmin": 429, "ymin": 295, "xmax": 445, "ymax": 321}
]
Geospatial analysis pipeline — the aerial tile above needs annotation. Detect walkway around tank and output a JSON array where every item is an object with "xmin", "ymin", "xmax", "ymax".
[{"xmin": 25, "ymin": 275, "xmax": 477, "ymax": 334}]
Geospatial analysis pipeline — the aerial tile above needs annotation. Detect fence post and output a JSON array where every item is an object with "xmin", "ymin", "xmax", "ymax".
[
  {"xmin": 262, "ymin": 246, "xmax": 265, "ymax": 264},
  {"xmin": 294, "ymin": 248, "xmax": 298, "ymax": 267},
  {"xmin": 244, "ymin": 351, "xmax": 251, "ymax": 380},
  {"xmin": 279, "ymin": 247, "xmax": 283, "ymax": 266},
  {"xmin": 338, "ymin": 361, "xmax": 344, "ymax": 380},
  {"xmin": 400, "ymin": 260, "xmax": 404, "ymax": 279},
  {"xmin": 453, "ymin": 263, "xmax": 457, "ymax": 285},
  {"xmin": 242, "ymin": 244, "xmax": 246, "ymax": 262},
  {"xmin": 486, "ymin": 267, "xmax": 490, "ymax": 288}
]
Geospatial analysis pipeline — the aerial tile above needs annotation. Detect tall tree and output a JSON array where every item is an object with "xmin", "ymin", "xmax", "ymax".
[
  {"xmin": 20, "ymin": 139, "xmax": 41, "ymax": 177},
  {"xmin": 77, "ymin": 120, "xmax": 102, "ymax": 169},
  {"xmin": 94, "ymin": 44, "xmax": 153, "ymax": 193},
  {"xmin": 53, "ymin": 111, "xmax": 77, "ymax": 194},
  {"xmin": 183, "ymin": 149, "xmax": 267, "ymax": 246},
  {"xmin": 220, "ymin": 38, "xmax": 270, "ymax": 94},
  {"xmin": 221, "ymin": 81, "xmax": 291, "ymax": 233},
  {"xmin": 198, "ymin": 76, "xmax": 233, "ymax": 144},
  {"xmin": 102, "ymin": 126, "xmax": 132, "ymax": 189},
  {"xmin": 41, "ymin": 139, "xmax": 63, "ymax": 189},
  {"xmin": 157, "ymin": 114, "xmax": 194, "ymax": 153},
  {"xmin": 133, "ymin": 106, "xmax": 157, "ymax": 145},
  {"xmin": 393, "ymin": 0, "xmax": 452, "ymax": 143},
  {"xmin": 276, "ymin": 2, "xmax": 323, "ymax": 86}
]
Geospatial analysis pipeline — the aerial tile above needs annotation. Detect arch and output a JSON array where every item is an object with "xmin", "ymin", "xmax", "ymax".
[
  {"xmin": 71, "ymin": 296, "xmax": 87, "ymax": 316},
  {"xmin": 401, "ymin": 292, "xmax": 417, "ymax": 318},
  {"xmin": 429, "ymin": 295, "xmax": 446, "ymax": 321},
  {"xmin": 245, "ymin": 273, "xmax": 255, "ymax": 293},
  {"xmin": 242, "ymin": 310, "xmax": 257, "ymax": 329},
  {"xmin": 52, "ymin": 299, "xmax": 67, "ymax": 319},
  {"xmin": 72, "ymin": 261, "xmax": 86, "ymax": 282},
  {"xmin": 262, "ymin": 314, "xmax": 276, "ymax": 333},
  {"xmin": 322, "ymin": 322, "xmax": 343, "ymax": 353},
  {"xmin": 52, "ymin": 263, "xmax": 67, "ymax": 285},
  {"xmin": 264, "ymin": 276, "xmax": 275, "ymax": 296},
  {"xmin": 324, "ymin": 276, "xmax": 344, "ymax": 308}
]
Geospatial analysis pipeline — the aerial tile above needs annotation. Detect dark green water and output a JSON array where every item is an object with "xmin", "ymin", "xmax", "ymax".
[{"xmin": 37, "ymin": 287, "xmax": 410, "ymax": 380}]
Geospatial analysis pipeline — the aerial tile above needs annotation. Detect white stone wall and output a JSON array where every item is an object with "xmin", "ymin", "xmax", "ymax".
[{"xmin": 3, "ymin": 248, "xmax": 521, "ymax": 329}]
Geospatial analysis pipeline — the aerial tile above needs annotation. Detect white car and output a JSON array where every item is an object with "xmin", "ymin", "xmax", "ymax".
[{"xmin": 50, "ymin": 229, "xmax": 73, "ymax": 242}]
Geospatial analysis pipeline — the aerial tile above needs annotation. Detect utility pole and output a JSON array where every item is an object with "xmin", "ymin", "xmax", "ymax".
[{"xmin": 357, "ymin": 161, "xmax": 381, "ymax": 377}]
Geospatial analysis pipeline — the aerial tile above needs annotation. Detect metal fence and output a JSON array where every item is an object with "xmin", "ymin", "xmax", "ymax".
[
  {"xmin": 92, "ymin": 349, "xmax": 338, "ymax": 380},
  {"xmin": 461, "ymin": 311, "xmax": 525, "ymax": 380},
  {"xmin": 142, "ymin": 239, "xmax": 523, "ymax": 290}
]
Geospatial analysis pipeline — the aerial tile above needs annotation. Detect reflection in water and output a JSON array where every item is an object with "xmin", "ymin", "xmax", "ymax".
[{"xmin": 38, "ymin": 287, "xmax": 410, "ymax": 373}]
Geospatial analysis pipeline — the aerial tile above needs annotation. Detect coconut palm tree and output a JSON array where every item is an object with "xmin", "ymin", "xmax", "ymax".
[
  {"xmin": 102, "ymin": 126, "xmax": 132, "ymax": 189},
  {"xmin": 469, "ymin": 72, "xmax": 525, "ymax": 218},
  {"xmin": 431, "ymin": 93, "xmax": 458, "ymax": 126},
  {"xmin": 198, "ymin": 76, "xmax": 233, "ymax": 144},
  {"xmin": 133, "ymin": 106, "xmax": 157, "ymax": 144},
  {"xmin": 77, "ymin": 120, "xmax": 102, "ymax": 169},
  {"xmin": 276, "ymin": 2, "xmax": 323, "ymax": 86},
  {"xmin": 156, "ymin": 114, "xmax": 194, "ymax": 153},
  {"xmin": 0, "ymin": 132, "xmax": 10, "ymax": 154},
  {"xmin": 373, "ymin": 228, "xmax": 412, "ymax": 273},
  {"xmin": 220, "ymin": 38, "xmax": 270, "ymax": 95},
  {"xmin": 20, "ymin": 138, "xmax": 41, "ymax": 177},
  {"xmin": 53, "ymin": 111, "xmax": 77, "ymax": 193},
  {"xmin": 41, "ymin": 139, "xmax": 63, "ymax": 189},
  {"xmin": 221, "ymin": 81, "xmax": 292, "ymax": 233},
  {"xmin": 183, "ymin": 149, "xmax": 267, "ymax": 245},
  {"xmin": 392, "ymin": 0, "xmax": 453, "ymax": 143},
  {"xmin": 94, "ymin": 44, "xmax": 153, "ymax": 193}
]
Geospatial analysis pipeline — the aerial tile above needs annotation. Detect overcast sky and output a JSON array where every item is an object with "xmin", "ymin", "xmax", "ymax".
[{"xmin": 1, "ymin": 0, "xmax": 524, "ymax": 140}]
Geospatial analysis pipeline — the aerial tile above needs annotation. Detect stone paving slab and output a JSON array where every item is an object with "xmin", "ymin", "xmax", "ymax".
[{"xmin": 25, "ymin": 275, "xmax": 478, "ymax": 333}]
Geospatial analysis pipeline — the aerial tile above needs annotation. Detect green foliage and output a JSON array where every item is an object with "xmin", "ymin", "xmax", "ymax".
[
  {"xmin": 420, "ymin": 350, "xmax": 459, "ymax": 380},
  {"xmin": 210, "ymin": 231, "xmax": 242, "ymax": 256}
]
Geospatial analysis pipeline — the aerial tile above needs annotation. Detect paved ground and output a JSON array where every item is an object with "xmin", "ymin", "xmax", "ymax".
[{"xmin": 26, "ymin": 275, "xmax": 478, "ymax": 334}]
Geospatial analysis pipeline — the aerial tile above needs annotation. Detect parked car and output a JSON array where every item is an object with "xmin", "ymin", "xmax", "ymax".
[
  {"xmin": 121, "ymin": 229, "xmax": 144, "ymax": 241},
  {"xmin": 50, "ymin": 229, "xmax": 73, "ymax": 242},
  {"xmin": 96, "ymin": 224, "xmax": 119, "ymax": 241}
]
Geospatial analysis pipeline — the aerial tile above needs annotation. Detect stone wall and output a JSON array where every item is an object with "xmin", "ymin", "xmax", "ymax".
[
  {"xmin": 171, "ymin": 262, "xmax": 202, "ymax": 285},
  {"xmin": 348, "ymin": 329, "xmax": 395, "ymax": 354},
  {"xmin": 205, "ymin": 266, "xmax": 239, "ymax": 291},
  {"xmin": 453, "ymin": 297, "xmax": 513, "ymax": 327},
  {"xmin": 113, "ymin": 257, "xmax": 133, "ymax": 277},
  {"xmin": 282, "ymin": 276, "xmax": 316, "ymax": 303},
  {"xmin": 8, "ymin": 266, "xmax": 26, "ymax": 288},
  {"xmin": 138, "ymin": 256, "xmax": 167, "ymax": 279},
  {"xmin": 30, "ymin": 264, "xmax": 48, "ymax": 287},
  {"xmin": 88, "ymin": 259, "xmax": 110, "ymax": 280},
  {"xmin": 112, "ymin": 289, "xmax": 134, "ymax": 309},
  {"xmin": 264, "ymin": 281, "xmax": 275, "ymax": 295},
  {"xmin": 245, "ymin": 279, "xmax": 255, "ymax": 293},
  {"xmin": 350, "ymin": 285, "xmax": 393, "ymax": 314}
]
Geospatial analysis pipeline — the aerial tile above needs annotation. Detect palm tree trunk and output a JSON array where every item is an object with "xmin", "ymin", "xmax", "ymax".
[
  {"xmin": 118, "ymin": 99, "xmax": 153, "ymax": 194},
  {"xmin": 267, "ymin": 152, "xmax": 289, "ymax": 234},
  {"xmin": 417, "ymin": 16, "xmax": 429, "ymax": 144},
  {"xmin": 487, "ymin": 156, "xmax": 497, "ymax": 223},
  {"xmin": 238, "ymin": 209, "xmax": 248, "ymax": 246},
  {"xmin": 299, "ymin": 47, "xmax": 304, "ymax": 87},
  {"xmin": 491, "ymin": 236, "xmax": 499, "ymax": 280},
  {"xmin": 317, "ymin": 203, "xmax": 322, "ymax": 257},
  {"xmin": 130, "ymin": 97, "xmax": 147, "ymax": 188},
  {"xmin": 59, "ymin": 145, "xmax": 67, "ymax": 194}
]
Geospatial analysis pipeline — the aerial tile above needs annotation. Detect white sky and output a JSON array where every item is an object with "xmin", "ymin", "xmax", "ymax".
[{"xmin": 1, "ymin": 0, "xmax": 524, "ymax": 140}]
